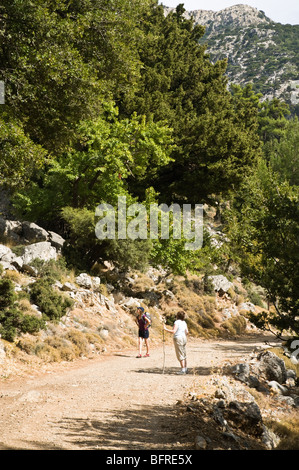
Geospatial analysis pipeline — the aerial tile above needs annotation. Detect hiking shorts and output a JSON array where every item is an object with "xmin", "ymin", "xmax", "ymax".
[
  {"xmin": 173, "ymin": 335, "xmax": 187, "ymax": 361},
  {"xmin": 139, "ymin": 329, "xmax": 149, "ymax": 339}
]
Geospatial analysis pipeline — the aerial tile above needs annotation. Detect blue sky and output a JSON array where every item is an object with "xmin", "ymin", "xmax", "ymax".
[{"xmin": 159, "ymin": 1, "xmax": 299, "ymax": 25}]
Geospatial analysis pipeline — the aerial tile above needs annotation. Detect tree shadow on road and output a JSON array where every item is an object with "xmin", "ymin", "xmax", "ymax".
[
  {"xmin": 56, "ymin": 404, "xmax": 188, "ymax": 450},
  {"xmin": 54, "ymin": 398, "xmax": 266, "ymax": 451},
  {"xmin": 134, "ymin": 366, "xmax": 214, "ymax": 376},
  {"xmin": 211, "ymin": 335, "xmax": 281, "ymax": 358}
]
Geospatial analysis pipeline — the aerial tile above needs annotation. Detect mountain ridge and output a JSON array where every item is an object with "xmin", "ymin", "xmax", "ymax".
[
  {"xmin": 164, "ymin": 4, "xmax": 299, "ymax": 110},
  {"xmin": 164, "ymin": 4, "xmax": 273, "ymax": 28}
]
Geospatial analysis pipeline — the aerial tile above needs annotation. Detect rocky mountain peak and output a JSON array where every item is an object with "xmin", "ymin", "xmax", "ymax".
[
  {"xmin": 164, "ymin": 4, "xmax": 299, "ymax": 107},
  {"xmin": 164, "ymin": 4, "xmax": 273, "ymax": 29}
]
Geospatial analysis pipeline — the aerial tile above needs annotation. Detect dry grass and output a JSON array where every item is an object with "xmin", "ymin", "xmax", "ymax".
[
  {"xmin": 128, "ymin": 271, "xmax": 155, "ymax": 292},
  {"xmin": 2, "ymin": 265, "xmax": 267, "ymax": 366},
  {"xmin": 60, "ymin": 268, "xmax": 77, "ymax": 285},
  {"xmin": 17, "ymin": 298, "xmax": 39, "ymax": 316},
  {"xmin": 267, "ymin": 415, "xmax": 299, "ymax": 450},
  {"xmin": 170, "ymin": 276, "xmax": 219, "ymax": 338},
  {"xmin": 3, "ymin": 269, "xmax": 25, "ymax": 285},
  {"xmin": 270, "ymin": 347, "xmax": 299, "ymax": 379},
  {"xmin": 222, "ymin": 315, "xmax": 247, "ymax": 336}
]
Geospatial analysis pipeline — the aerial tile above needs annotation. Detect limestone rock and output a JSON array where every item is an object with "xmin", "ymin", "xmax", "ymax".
[
  {"xmin": 255, "ymin": 350, "xmax": 287, "ymax": 384},
  {"xmin": 22, "ymin": 221, "xmax": 48, "ymax": 243},
  {"xmin": 208, "ymin": 275, "xmax": 233, "ymax": 294},
  {"xmin": 0, "ymin": 244, "xmax": 13, "ymax": 261},
  {"xmin": 75, "ymin": 273, "xmax": 93, "ymax": 289},
  {"xmin": 22, "ymin": 242, "xmax": 57, "ymax": 266},
  {"xmin": 0, "ymin": 340, "xmax": 6, "ymax": 364},
  {"xmin": 0, "ymin": 217, "xmax": 23, "ymax": 244},
  {"xmin": 48, "ymin": 231, "xmax": 65, "ymax": 250},
  {"xmin": 62, "ymin": 282, "xmax": 77, "ymax": 292},
  {"xmin": 0, "ymin": 217, "xmax": 65, "ymax": 251},
  {"xmin": 164, "ymin": 4, "xmax": 272, "ymax": 29},
  {"xmin": 223, "ymin": 401, "xmax": 264, "ymax": 436}
]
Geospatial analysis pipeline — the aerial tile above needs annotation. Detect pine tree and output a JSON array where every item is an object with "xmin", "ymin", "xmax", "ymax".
[{"xmin": 118, "ymin": 4, "xmax": 262, "ymax": 203}]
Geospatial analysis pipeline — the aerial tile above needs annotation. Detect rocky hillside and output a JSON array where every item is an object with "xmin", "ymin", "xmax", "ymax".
[
  {"xmin": 0, "ymin": 214, "xmax": 270, "ymax": 369},
  {"xmin": 0, "ymin": 216, "xmax": 298, "ymax": 449},
  {"xmin": 164, "ymin": 4, "xmax": 299, "ymax": 111},
  {"xmin": 0, "ymin": 213, "xmax": 297, "ymax": 371}
]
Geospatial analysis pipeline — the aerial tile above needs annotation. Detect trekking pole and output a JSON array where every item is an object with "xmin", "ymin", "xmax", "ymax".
[{"xmin": 162, "ymin": 316, "xmax": 166, "ymax": 374}]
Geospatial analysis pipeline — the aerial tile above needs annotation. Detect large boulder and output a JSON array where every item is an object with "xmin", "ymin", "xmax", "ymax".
[
  {"xmin": 22, "ymin": 221, "xmax": 48, "ymax": 243},
  {"xmin": 0, "ymin": 217, "xmax": 65, "ymax": 251},
  {"xmin": 48, "ymin": 231, "xmax": 65, "ymax": 251},
  {"xmin": 0, "ymin": 217, "xmax": 23, "ymax": 244},
  {"xmin": 254, "ymin": 350, "xmax": 287, "ymax": 384},
  {"xmin": 0, "ymin": 244, "xmax": 14, "ymax": 262},
  {"xmin": 21, "ymin": 242, "xmax": 57, "ymax": 272},
  {"xmin": 75, "ymin": 273, "xmax": 93, "ymax": 289},
  {"xmin": 208, "ymin": 275, "xmax": 233, "ymax": 294},
  {"xmin": 0, "ymin": 244, "xmax": 21, "ymax": 270},
  {"xmin": 222, "ymin": 401, "xmax": 264, "ymax": 437}
]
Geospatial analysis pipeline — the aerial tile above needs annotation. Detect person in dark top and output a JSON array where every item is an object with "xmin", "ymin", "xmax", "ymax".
[{"xmin": 135, "ymin": 307, "xmax": 150, "ymax": 357}]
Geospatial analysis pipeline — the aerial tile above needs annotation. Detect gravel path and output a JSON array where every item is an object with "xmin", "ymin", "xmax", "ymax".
[{"xmin": 0, "ymin": 334, "xmax": 270, "ymax": 450}]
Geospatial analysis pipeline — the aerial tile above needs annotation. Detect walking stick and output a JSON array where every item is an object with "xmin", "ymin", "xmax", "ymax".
[{"xmin": 162, "ymin": 317, "xmax": 166, "ymax": 374}]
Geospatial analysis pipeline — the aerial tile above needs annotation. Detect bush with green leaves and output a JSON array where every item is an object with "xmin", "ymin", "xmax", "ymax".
[
  {"xmin": 30, "ymin": 258, "xmax": 69, "ymax": 283},
  {"xmin": 0, "ymin": 307, "xmax": 46, "ymax": 342},
  {"xmin": 0, "ymin": 278, "xmax": 16, "ymax": 310},
  {"xmin": 29, "ymin": 278, "xmax": 74, "ymax": 321},
  {"xmin": 61, "ymin": 205, "xmax": 153, "ymax": 272}
]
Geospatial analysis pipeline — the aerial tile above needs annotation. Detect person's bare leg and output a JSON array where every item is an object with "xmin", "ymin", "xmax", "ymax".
[
  {"xmin": 137, "ymin": 337, "xmax": 143, "ymax": 356},
  {"xmin": 179, "ymin": 358, "xmax": 187, "ymax": 372},
  {"xmin": 144, "ymin": 338, "xmax": 149, "ymax": 355}
]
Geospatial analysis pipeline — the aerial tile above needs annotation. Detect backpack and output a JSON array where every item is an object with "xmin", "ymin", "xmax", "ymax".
[{"xmin": 143, "ymin": 312, "xmax": 152, "ymax": 328}]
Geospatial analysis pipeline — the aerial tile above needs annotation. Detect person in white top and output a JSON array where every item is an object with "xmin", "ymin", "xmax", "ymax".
[{"xmin": 164, "ymin": 311, "xmax": 189, "ymax": 374}]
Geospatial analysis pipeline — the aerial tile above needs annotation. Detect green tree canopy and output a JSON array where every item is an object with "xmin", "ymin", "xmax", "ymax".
[
  {"xmin": 269, "ymin": 117, "xmax": 299, "ymax": 186},
  {"xmin": 118, "ymin": 4, "xmax": 262, "ymax": 203},
  {"xmin": 0, "ymin": 0, "xmax": 150, "ymax": 153},
  {"xmin": 13, "ymin": 103, "xmax": 173, "ymax": 221},
  {"xmin": 225, "ymin": 159, "xmax": 299, "ymax": 338},
  {"xmin": 0, "ymin": 114, "xmax": 47, "ymax": 187}
]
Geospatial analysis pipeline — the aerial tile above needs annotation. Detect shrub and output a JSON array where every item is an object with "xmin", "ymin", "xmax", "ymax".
[
  {"xmin": 105, "ymin": 239, "xmax": 152, "ymax": 272},
  {"xmin": 65, "ymin": 329, "xmax": 90, "ymax": 356},
  {"xmin": 39, "ymin": 336, "xmax": 78, "ymax": 361},
  {"xmin": 20, "ymin": 314, "xmax": 46, "ymax": 335},
  {"xmin": 17, "ymin": 298, "xmax": 35, "ymax": 314},
  {"xmin": 30, "ymin": 258, "xmax": 69, "ymax": 282},
  {"xmin": 197, "ymin": 310, "xmax": 215, "ymax": 329},
  {"xmin": 29, "ymin": 278, "xmax": 74, "ymax": 321},
  {"xmin": 0, "ymin": 307, "xmax": 45, "ymax": 342},
  {"xmin": 4, "ymin": 269, "xmax": 23, "ymax": 284},
  {"xmin": 0, "ymin": 278, "xmax": 16, "ymax": 309},
  {"xmin": 247, "ymin": 290, "xmax": 264, "ymax": 308},
  {"xmin": 203, "ymin": 296, "xmax": 216, "ymax": 317},
  {"xmin": 35, "ymin": 337, "xmax": 76, "ymax": 362},
  {"xmin": 223, "ymin": 315, "xmax": 247, "ymax": 336},
  {"xmin": 203, "ymin": 274, "xmax": 215, "ymax": 295},
  {"xmin": 17, "ymin": 336, "xmax": 38, "ymax": 355}
]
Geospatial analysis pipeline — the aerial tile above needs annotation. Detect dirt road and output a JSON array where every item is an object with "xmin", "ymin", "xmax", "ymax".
[{"xmin": 0, "ymin": 334, "xmax": 271, "ymax": 450}]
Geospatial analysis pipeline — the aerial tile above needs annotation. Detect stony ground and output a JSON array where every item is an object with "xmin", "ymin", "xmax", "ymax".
[{"xmin": 0, "ymin": 332, "xmax": 281, "ymax": 451}]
